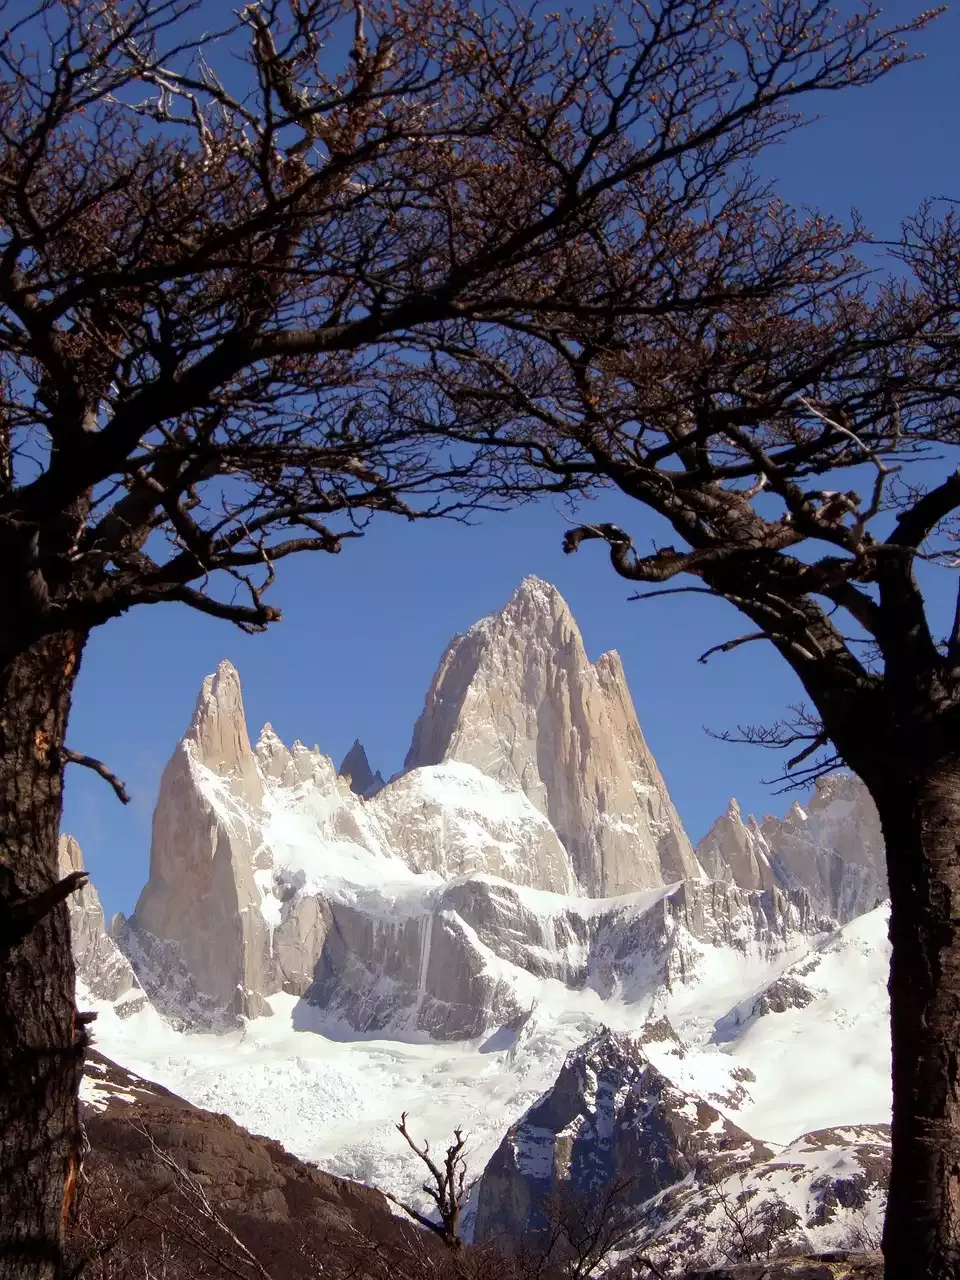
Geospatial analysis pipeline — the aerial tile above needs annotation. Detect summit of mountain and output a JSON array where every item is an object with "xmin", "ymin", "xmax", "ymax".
[{"xmin": 404, "ymin": 575, "xmax": 702, "ymax": 895}]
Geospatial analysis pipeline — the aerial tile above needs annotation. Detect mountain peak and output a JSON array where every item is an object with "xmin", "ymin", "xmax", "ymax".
[
  {"xmin": 59, "ymin": 834, "xmax": 146, "ymax": 1011},
  {"xmin": 339, "ymin": 739, "xmax": 385, "ymax": 798},
  {"xmin": 509, "ymin": 574, "xmax": 568, "ymax": 609},
  {"xmin": 404, "ymin": 579, "xmax": 699, "ymax": 894},
  {"xmin": 186, "ymin": 660, "xmax": 262, "ymax": 802},
  {"xmin": 456, "ymin": 577, "xmax": 572, "ymax": 648}
]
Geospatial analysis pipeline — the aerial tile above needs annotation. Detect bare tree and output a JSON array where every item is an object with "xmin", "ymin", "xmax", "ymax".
[
  {"xmin": 397, "ymin": 173, "xmax": 960, "ymax": 1276},
  {"xmin": 533, "ymin": 1176, "xmax": 668, "ymax": 1280},
  {"xmin": 385, "ymin": 1113, "xmax": 473, "ymax": 1251},
  {"xmin": 687, "ymin": 1167, "xmax": 801, "ymax": 1269},
  {"xmin": 0, "ymin": 1, "xmax": 934, "ymax": 1275}
]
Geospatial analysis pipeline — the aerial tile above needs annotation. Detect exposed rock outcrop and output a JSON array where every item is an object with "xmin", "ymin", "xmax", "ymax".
[
  {"xmin": 75, "ymin": 1050, "xmax": 438, "ymax": 1280},
  {"xmin": 474, "ymin": 1029, "xmax": 767, "ymax": 1247},
  {"xmin": 474, "ymin": 1030, "xmax": 889, "ymax": 1273},
  {"xmin": 697, "ymin": 776, "xmax": 886, "ymax": 924},
  {"xmin": 59, "ymin": 835, "xmax": 146, "ymax": 1015},
  {"xmin": 109, "ymin": 582, "xmax": 867, "ymax": 1037},
  {"xmin": 404, "ymin": 576, "xmax": 702, "ymax": 895},
  {"xmin": 129, "ymin": 660, "xmax": 274, "ymax": 1020},
  {"xmin": 339, "ymin": 739, "xmax": 385, "ymax": 797},
  {"xmin": 697, "ymin": 800, "xmax": 778, "ymax": 894},
  {"xmin": 651, "ymin": 1126, "xmax": 889, "ymax": 1272},
  {"xmin": 760, "ymin": 777, "xmax": 887, "ymax": 923}
]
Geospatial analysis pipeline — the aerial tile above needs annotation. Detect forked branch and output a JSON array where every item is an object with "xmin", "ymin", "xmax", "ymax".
[{"xmin": 385, "ymin": 1113, "xmax": 472, "ymax": 1251}]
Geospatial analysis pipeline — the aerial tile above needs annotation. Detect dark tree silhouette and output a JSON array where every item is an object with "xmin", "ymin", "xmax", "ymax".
[
  {"xmin": 0, "ymin": 0, "xmax": 932, "ymax": 1275},
  {"xmin": 385, "ymin": 1113, "xmax": 472, "ymax": 1251},
  {"xmin": 392, "ymin": 184, "xmax": 960, "ymax": 1280}
]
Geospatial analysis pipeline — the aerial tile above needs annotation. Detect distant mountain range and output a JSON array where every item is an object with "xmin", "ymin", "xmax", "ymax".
[{"xmin": 66, "ymin": 577, "xmax": 892, "ymax": 1270}]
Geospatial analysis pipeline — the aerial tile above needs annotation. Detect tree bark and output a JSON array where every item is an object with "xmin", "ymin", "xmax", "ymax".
[
  {"xmin": 0, "ymin": 630, "xmax": 88, "ymax": 1280},
  {"xmin": 876, "ymin": 757, "xmax": 960, "ymax": 1280}
]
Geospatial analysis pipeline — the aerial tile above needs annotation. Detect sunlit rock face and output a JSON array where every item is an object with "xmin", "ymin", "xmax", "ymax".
[
  {"xmin": 697, "ymin": 776, "xmax": 887, "ymax": 923},
  {"xmin": 404, "ymin": 575, "xmax": 702, "ymax": 895},
  {"xmin": 129, "ymin": 660, "xmax": 276, "ymax": 1020},
  {"xmin": 105, "ymin": 579, "xmax": 878, "ymax": 1036},
  {"xmin": 60, "ymin": 835, "xmax": 147, "ymax": 1017}
]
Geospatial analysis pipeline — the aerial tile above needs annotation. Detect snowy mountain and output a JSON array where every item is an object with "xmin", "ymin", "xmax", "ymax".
[
  {"xmin": 404, "ymin": 576, "xmax": 701, "ymax": 893},
  {"xmin": 474, "ymin": 1029, "xmax": 889, "ymax": 1271},
  {"xmin": 697, "ymin": 779, "xmax": 886, "ymax": 924},
  {"xmin": 65, "ymin": 576, "xmax": 893, "ymax": 1253},
  {"xmin": 58, "ymin": 835, "xmax": 146, "ymax": 1018}
]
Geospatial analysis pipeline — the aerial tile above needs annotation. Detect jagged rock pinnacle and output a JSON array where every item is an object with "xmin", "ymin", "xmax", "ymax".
[
  {"xmin": 404, "ymin": 578, "xmax": 701, "ymax": 895},
  {"xmin": 338, "ymin": 739, "xmax": 385, "ymax": 798},
  {"xmin": 132, "ymin": 661, "xmax": 273, "ymax": 1019},
  {"xmin": 58, "ymin": 835, "xmax": 144, "ymax": 1009},
  {"xmin": 187, "ymin": 659, "xmax": 263, "ymax": 804}
]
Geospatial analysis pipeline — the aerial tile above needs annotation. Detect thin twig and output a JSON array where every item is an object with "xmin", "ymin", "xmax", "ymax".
[
  {"xmin": 628, "ymin": 586, "xmax": 718, "ymax": 602},
  {"xmin": 797, "ymin": 395, "xmax": 900, "ymax": 537},
  {"xmin": 698, "ymin": 632, "xmax": 768, "ymax": 664}
]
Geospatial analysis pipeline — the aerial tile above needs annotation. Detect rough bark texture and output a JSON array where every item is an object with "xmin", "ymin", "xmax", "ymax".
[
  {"xmin": 0, "ymin": 632, "xmax": 86, "ymax": 1280},
  {"xmin": 876, "ymin": 759, "xmax": 960, "ymax": 1280}
]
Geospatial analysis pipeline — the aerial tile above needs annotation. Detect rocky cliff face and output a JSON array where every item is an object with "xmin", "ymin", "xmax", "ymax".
[
  {"xmin": 108, "ymin": 578, "xmax": 882, "ymax": 1039},
  {"xmin": 405, "ymin": 576, "xmax": 701, "ymax": 895},
  {"xmin": 59, "ymin": 835, "xmax": 146, "ymax": 1016},
  {"xmin": 474, "ymin": 1028, "xmax": 767, "ymax": 1248},
  {"xmin": 698, "ymin": 777, "xmax": 886, "ymax": 923},
  {"xmin": 129, "ymin": 661, "xmax": 276, "ymax": 1020},
  {"xmin": 474, "ymin": 1030, "xmax": 890, "ymax": 1272},
  {"xmin": 338, "ymin": 740, "xmax": 385, "ymax": 798}
]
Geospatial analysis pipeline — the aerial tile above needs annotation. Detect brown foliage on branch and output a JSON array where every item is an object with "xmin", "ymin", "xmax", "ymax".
[{"xmin": 0, "ymin": 0, "xmax": 935, "ymax": 661}]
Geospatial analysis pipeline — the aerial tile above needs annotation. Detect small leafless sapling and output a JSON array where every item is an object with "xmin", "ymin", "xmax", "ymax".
[{"xmin": 385, "ymin": 1113, "xmax": 474, "ymax": 1251}]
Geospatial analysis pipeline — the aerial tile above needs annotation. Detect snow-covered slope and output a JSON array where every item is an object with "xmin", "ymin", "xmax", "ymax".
[
  {"xmin": 78, "ymin": 903, "xmax": 892, "ymax": 1238},
  {"xmin": 119, "ymin": 615, "xmax": 832, "ymax": 1036},
  {"xmin": 473, "ymin": 1026, "xmax": 889, "ymax": 1271},
  {"xmin": 67, "ymin": 576, "xmax": 894, "ymax": 1252}
]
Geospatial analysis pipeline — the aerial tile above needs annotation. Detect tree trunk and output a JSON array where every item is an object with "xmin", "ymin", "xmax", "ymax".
[
  {"xmin": 877, "ymin": 757, "xmax": 960, "ymax": 1280},
  {"xmin": 0, "ymin": 630, "xmax": 87, "ymax": 1280}
]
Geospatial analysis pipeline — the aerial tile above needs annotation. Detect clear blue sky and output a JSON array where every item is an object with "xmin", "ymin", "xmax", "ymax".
[{"xmin": 62, "ymin": 5, "xmax": 960, "ymax": 919}]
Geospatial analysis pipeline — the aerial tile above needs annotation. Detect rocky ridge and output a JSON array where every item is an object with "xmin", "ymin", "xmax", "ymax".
[
  {"xmin": 113, "ymin": 578, "xmax": 861, "ymax": 1033},
  {"xmin": 696, "ymin": 780, "xmax": 885, "ymax": 925},
  {"xmin": 60, "ymin": 835, "xmax": 146, "ymax": 1016},
  {"xmin": 474, "ymin": 1031, "xmax": 889, "ymax": 1273},
  {"xmin": 63, "ymin": 576, "xmax": 894, "ymax": 1275},
  {"xmin": 405, "ymin": 577, "xmax": 701, "ymax": 894}
]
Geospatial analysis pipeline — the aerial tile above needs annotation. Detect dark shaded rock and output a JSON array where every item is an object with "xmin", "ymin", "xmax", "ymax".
[
  {"xmin": 75, "ymin": 1050, "xmax": 438, "ymax": 1279},
  {"xmin": 753, "ymin": 975, "xmax": 817, "ymax": 1016},
  {"xmin": 474, "ymin": 1030, "xmax": 767, "ymax": 1249},
  {"xmin": 339, "ymin": 739, "xmax": 385, "ymax": 798}
]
